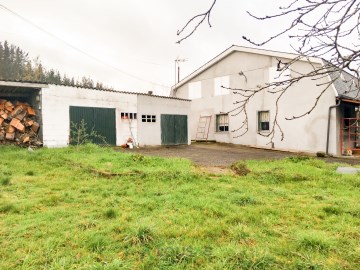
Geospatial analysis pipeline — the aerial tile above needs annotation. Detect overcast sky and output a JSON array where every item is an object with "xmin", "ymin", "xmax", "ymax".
[{"xmin": 0, "ymin": 0, "xmax": 292, "ymax": 95}]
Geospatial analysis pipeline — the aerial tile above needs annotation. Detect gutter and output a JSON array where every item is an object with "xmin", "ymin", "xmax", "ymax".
[{"xmin": 326, "ymin": 99, "xmax": 341, "ymax": 155}]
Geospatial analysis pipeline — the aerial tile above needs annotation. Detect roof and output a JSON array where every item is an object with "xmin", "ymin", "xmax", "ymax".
[
  {"xmin": 328, "ymin": 71, "xmax": 360, "ymax": 101},
  {"xmin": 172, "ymin": 45, "xmax": 323, "ymax": 90},
  {"xmin": 0, "ymin": 80, "xmax": 190, "ymax": 102}
]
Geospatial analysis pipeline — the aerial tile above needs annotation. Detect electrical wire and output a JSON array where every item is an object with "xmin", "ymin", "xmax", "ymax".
[{"xmin": 0, "ymin": 4, "xmax": 170, "ymax": 89}]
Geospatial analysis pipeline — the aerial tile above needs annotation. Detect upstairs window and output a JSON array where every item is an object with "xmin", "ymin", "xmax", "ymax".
[
  {"xmin": 188, "ymin": 81, "xmax": 202, "ymax": 99},
  {"xmin": 214, "ymin": 76, "xmax": 230, "ymax": 96},
  {"xmin": 258, "ymin": 111, "xmax": 270, "ymax": 131},
  {"xmin": 216, "ymin": 114, "xmax": 229, "ymax": 132}
]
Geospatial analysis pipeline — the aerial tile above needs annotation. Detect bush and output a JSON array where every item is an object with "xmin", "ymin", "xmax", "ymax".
[
  {"xmin": 104, "ymin": 208, "xmax": 117, "ymax": 219},
  {"xmin": 230, "ymin": 161, "xmax": 250, "ymax": 176},
  {"xmin": 0, "ymin": 176, "xmax": 11, "ymax": 186}
]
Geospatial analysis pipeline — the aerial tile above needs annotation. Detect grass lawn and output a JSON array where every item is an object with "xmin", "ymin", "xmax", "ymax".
[{"xmin": 0, "ymin": 145, "xmax": 359, "ymax": 269}]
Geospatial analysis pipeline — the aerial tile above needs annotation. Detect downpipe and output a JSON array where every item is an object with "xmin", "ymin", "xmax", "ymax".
[{"xmin": 326, "ymin": 100, "xmax": 341, "ymax": 155}]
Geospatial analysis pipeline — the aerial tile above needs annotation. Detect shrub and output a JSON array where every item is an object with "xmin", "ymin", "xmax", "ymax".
[
  {"xmin": 125, "ymin": 225, "xmax": 154, "ymax": 246},
  {"xmin": 233, "ymin": 196, "xmax": 258, "ymax": 206},
  {"xmin": 297, "ymin": 232, "xmax": 334, "ymax": 253},
  {"xmin": 0, "ymin": 176, "xmax": 11, "ymax": 186},
  {"xmin": 87, "ymin": 234, "xmax": 109, "ymax": 253},
  {"xmin": 287, "ymin": 156, "xmax": 311, "ymax": 163},
  {"xmin": 230, "ymin": 161, "xmax": 250, "ymax": 176},
  {"xmin": 104, "ymin": 208, "xmax": 117, "ymax": 219},
  {"xmin": 323, "ymin": 206, "xmax": 343, "ymax": 215}
]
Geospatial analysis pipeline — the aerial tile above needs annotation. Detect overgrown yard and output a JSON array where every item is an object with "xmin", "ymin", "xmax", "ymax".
[{"xmin": 0, "ymin": 145, "xmax": 359, "ymax": 269}]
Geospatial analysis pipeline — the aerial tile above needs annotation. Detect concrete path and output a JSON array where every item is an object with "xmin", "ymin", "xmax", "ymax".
[{"xmin": 124, "ymin": 142, "xmax": 360, "ymax": 167}]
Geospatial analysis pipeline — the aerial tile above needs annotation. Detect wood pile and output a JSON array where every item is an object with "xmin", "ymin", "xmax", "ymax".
[{"xmin": 0, "ymin": 99, "xmax": 42, "ymax": 147}]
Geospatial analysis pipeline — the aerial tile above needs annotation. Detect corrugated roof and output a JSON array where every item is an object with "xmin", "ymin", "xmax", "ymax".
[
  {"xmin": 0, "ymin": 79, "xmax": 190, "ymax": 102},
  {"xmin": 328, "ymin": 71, "xmax": 360, "ymax": 101}
]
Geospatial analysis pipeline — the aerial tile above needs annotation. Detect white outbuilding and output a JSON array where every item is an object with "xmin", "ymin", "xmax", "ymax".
[{"xmin": 0, "ymin": 81, "xmax": 190, "ymax": 147}]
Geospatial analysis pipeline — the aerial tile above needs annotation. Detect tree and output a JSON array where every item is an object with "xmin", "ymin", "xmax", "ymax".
[{"xmin": 177, "ymin": 0, "xmax": 360, "ymax": 142}]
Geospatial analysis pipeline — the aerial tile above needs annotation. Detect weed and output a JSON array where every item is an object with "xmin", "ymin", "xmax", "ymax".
[
  {"xmin": 233, "ymin": 196, "xmax": 258, "ymax": 206},
  {"xmin": 0, "ymin": 203, "xmax": 19, "ymax": 213},
  {"xmin": 224, "ymin": 250, "xmax": 277, "ymax": 270},
  {"xmin": 87, "ymin": 234, "xmax": 109, "ymax": 253},
  {"xmin": 70, "ymin": 119, "xmax": 108, "ymax": 146},
  {"xmin": 41, "ymin": 195, "xmax": 62, "ymax": 206},
  {"xmin": 78, "ymin": 220, "xmax": 97, "ymax": 230},
  {"xmin": 230, "ymin": 161, "xmax": 251, "ymax": 176},
  {"xmin": 131, "ymin": 154, "xmax": 145, "ymax": 162},
  {"xmin": 125, "ymin": 225, "xmax": 154, "ymax": 246},
  {"xmin": 323, "ymin": 206, "xmax": 343, "ymax": 215},
  {"xmin": 297, "ymin": 232, "xmax": 334, "ymax": 253},
  {"xmin": 104, "ymin": 208, "xmax": 117, "ymax": 219},
  {"xmin": 287, "ymin": 156, "xmax": 311, "ymax": 163},
  {"xmin": 0, "ymin": 176, "xmax": 11, "ymax": 186},
  {"xmin": 25, "ymin": 171, "xmax": 35, "ymax": 176}
]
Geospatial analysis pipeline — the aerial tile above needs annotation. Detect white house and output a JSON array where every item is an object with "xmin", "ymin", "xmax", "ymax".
[
  {"xmin": 172, "ymin": 45, "xmax": 360, "ymax": 156},
  {"xmin": 0, "ymin": 81, "xmax": 190, "ymax": 147}
]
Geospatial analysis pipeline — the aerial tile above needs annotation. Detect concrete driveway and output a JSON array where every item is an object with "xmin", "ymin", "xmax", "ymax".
[{"xmin": 125, "ymin": 142, "xmax": 359, "ymax": 166}]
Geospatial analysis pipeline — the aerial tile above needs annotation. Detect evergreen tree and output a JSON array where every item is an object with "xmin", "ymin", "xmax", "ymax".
[{"xmin": 0, "ymin": 40, "xmax": 112, "ymax": 90}]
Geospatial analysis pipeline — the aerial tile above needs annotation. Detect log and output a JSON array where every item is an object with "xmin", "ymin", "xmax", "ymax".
[
  {"xmin": 10, "ymin": 118, "xmax": 25, "ymax": 132},
  {"xmin": 22, "ymin": 136, "xmax": 30, "ymax": 143},
  {"xmin": 0, "ymin": 98, "xmax": 41, "ymax": 147},
  {"xmin": 5, "ymin": 132, "xmax": 15, "ymax": 140},
  {"xmin": 11, "ymin": 105, "xmax": 24, "ymax": 118},
  {"xmin": 27, "ymin": 106, "xmax": 36, "ymax": 116},
  {"xmin": 31, "ymin": 122, "xmax": 40, "ymax": 133},
  {"xmin": 4, "ymin": 101, "xmax": 14, "ymax": 112},
  {"xmin": 0, "ymin": 110, "xmax": 8, "ymax": 119},
  {"xmin": 24, "ymin": 119, "xmax": 34, "ymax": 127},
  {"xmin": 7, "ymin": 125, "xmax": 15, "ymax": 134},
  {"xmin": 15, "ymin": 110, "xmax": 27, "ymax": 121}
]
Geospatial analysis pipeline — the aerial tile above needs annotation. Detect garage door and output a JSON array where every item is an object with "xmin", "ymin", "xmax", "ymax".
[
  {"xmin": 161, "ymin": 114, "xmax": 188, "ymax": 145},
  {"xmin": 69, "ymin": 106, "xmax": 116, "ymax": 145}
]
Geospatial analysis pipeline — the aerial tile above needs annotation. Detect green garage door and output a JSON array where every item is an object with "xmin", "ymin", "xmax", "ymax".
[
  {"xmin": 70, "ymin": 106, "xmax": 116, "ymax": 145},
  {"xmin": 161, "ymin": 114, "xmax": 188, "ymax": 145}
]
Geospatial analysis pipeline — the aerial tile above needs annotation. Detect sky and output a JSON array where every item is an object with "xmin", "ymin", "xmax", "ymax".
[{"xmin": 0, "ymin": 0, "xmax": 292, "ymax": 95}]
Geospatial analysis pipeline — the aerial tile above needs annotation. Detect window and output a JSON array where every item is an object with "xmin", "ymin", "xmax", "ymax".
[
  {"xmin": 188, "ymin": 81, "xmax": 201, "ymax": 99},
  {"xmin": 216, "ymin": 114, "xmax": 229, "ymax": 132},
  {"xmin": 214, "ymin": 76, "xmax": 230, "ymax": 96},
  {"xmin": 258, "ymin": 111, "xmax": 270, "ymax": 131},
  {"xmin": 121, "ymin": 112, "xmax": 137, "ymax": 120},
  {"xmin": 142, "ymin": 115, "xmax": 156, "ymax": 123}
]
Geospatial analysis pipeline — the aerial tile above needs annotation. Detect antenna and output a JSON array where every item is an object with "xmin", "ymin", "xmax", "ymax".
[{"xmin": 174, "ymin": 57, "xmax": 187, "ymax": 85}]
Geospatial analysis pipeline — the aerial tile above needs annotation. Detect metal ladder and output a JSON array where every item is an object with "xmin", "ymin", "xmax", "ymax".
[{"xmin": 196, "ymin": 116, "xmax": 212, "ymax": 140}]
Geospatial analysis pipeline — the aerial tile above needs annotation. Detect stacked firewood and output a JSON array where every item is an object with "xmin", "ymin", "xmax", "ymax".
[{"xmin": 0, "ymin": 99, "xmax": 42, "ymax": 147}]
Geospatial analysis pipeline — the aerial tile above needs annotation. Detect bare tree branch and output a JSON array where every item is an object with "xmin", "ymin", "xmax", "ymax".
[
  {"xmin": 177, "ymin": 0, "xmax": 360, "ymax": 143},
  {"xmin": 176, "ymin": 0, "xmax": 217, "ymax": 44}
]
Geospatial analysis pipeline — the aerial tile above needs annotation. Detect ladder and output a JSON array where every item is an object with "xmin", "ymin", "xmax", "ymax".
[{"xmin": 196, "ymin": 116, "xmax": 212, "ymax": 140}]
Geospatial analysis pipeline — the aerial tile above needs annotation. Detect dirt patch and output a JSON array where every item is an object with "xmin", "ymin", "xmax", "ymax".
[{"xmin": 200, "ymin": 166, "xmax": 231, "ymax": 175}]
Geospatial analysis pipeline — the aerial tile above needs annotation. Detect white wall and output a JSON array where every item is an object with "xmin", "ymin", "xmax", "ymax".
[
  {"xmin": 41, "ymin": 85, "xmax": 137, "ymax": 147},
  {"xmin": 137, "ymin": 95, "xmax": 191, "ymax": 146},
  {"xmin": 175, "ymin": 51, "xmax": 339, "ymax": 155}
]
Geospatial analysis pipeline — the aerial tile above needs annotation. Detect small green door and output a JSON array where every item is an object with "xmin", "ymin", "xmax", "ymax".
[
  {"xmin": 161, "ymin": 114, "xmax": 188, "ymax": 145},
  {"xmin": 70, "ymin": 106, "xmax": 116, "ymax": 145}
]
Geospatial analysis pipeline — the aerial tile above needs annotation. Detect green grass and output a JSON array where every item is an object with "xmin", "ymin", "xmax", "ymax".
[{"xmin": 0, "ymin": 145, "xmax": 359, "ymax": 269}]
